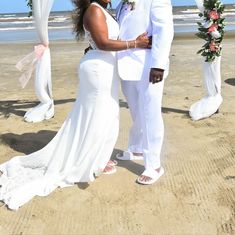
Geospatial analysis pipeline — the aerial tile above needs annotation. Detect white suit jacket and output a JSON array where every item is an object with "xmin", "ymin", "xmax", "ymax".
[{"xmin": 116, "ymin": 0, "xmax": 174, "ymax": 81}]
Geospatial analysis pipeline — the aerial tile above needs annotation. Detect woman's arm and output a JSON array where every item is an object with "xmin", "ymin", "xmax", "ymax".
[{"xmin": 83, "ymin": 5, "xmax": 149, "ymax": 51}]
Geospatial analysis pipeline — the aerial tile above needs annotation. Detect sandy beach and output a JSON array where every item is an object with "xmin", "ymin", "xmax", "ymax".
[{"xmin": 0, "ymin": 33, "xmax": 235, "ymax": 235}]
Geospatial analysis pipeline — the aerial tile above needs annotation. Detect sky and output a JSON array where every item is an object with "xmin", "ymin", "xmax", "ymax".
[{"xmin": 0, "ymin": 0, "xmax": 234, "ymax": 14}]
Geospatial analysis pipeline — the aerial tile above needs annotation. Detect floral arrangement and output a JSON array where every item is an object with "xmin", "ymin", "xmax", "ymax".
[
  {"xmin": 196, "ymin": 0, "xmax": 225, "ymax": 62},
  {"xmin": 122, "ymin": 0, "xmax": 136, "ymax": 10}
]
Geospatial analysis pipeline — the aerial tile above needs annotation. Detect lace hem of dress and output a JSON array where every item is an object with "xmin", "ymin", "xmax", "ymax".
[{"xmin": 0, "ymin": 163, "xmax": 46, "ymax": 210}]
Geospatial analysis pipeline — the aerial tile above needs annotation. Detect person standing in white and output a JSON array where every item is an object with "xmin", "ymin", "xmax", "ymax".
[
  {"xmin": 0, "ymin": 0, "xmax": 150, "ymax": 210},
  {"xmin": 116, "ymin": 0, "xmax": 174, "ymax": 185}
]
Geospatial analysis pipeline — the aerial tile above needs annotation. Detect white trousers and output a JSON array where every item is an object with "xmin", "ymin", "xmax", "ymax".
[{"xmin": 121, "ymin": 68, "xmax": 165, "ymax": 170}]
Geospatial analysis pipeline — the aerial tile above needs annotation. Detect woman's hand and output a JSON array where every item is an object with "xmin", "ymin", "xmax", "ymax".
[{"xmin": 135, "ymin": 32, "xmax": 151, "ymax": 48}]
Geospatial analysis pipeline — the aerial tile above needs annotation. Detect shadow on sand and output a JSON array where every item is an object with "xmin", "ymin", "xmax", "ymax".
[
  {"xmin": 0, "ymin": 98, "xmax": 130, "ymax": 119},
  {"xmin": 0, "ymin": 98, "xmax": 189, "ymax": 119},
  {"xmin": 0, "ymin": 130, "xmax": 56, "ymax": 155},
  {"xmin": 0, "ymin": 98, "xmax": 76, "ymax": 119},
  {"xmin": 0, "ymin": 131, "xmax": 143, "ymax": 186},
  {"xmin": 224, "ymin": 78, "xmax": 235, "ymax": 86},
  {"xmin": 119, "ymin": 99, "xmax": 189, "ymax": 115}
]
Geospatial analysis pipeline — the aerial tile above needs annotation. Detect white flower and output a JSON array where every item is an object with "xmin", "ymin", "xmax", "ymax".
[{"xmin": 211, "ymin": 29, "xmax": 221, "ymax": 39}]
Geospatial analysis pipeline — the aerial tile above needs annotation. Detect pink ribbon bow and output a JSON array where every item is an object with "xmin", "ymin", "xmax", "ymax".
[{"xmin": 16, "ymin": 44, "xmax": 49, "ymax": 88}]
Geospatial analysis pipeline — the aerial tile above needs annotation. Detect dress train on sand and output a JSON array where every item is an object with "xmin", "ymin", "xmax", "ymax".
[{"xmin": 0, "ymin": 2, "xmax": 120, "ymax": 210}]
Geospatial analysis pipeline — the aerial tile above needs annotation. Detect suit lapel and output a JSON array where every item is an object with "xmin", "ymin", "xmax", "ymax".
[
  {"xmin": 116, "ymin": 0, "xmax": 142, "ymax": 21},
  {"xmin": 116, "ymin": 1, "xmax": 123, "ymax": 22}
]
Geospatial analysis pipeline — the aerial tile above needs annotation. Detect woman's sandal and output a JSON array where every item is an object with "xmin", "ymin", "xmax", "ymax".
[
  {"xmin": 107, "ymin": 160, "xmax": 118, "ymax": 166},
  {"xmin": 116, "ymin": 151, "xmax": 144, "ymax": 161},
  {"xmin": 103, "ymin": 165, "xmax": 117, "ymax": 175}
]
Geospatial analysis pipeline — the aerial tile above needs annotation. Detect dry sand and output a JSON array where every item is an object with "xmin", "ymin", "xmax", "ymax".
[{"xmin": 0, "ymin": 34, "xmax": 235, "ymax": 235}]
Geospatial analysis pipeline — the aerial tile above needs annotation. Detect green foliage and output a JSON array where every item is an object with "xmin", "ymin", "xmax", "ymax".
[
  {"xmin": 196, "ymin": 0, "xmax": 225, "ymax": 62},
  {"xmin": 26, "ymin": 0, "xmax": 33, "ymax": 17}
]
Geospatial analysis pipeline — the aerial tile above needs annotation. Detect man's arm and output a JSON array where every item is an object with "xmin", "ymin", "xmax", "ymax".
[{"xmin": 149, "ymin": 0, "xmax": 174, "ymax": 84}]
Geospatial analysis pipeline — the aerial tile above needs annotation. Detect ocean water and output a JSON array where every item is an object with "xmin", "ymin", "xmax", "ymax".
[
  {"xmin": 0, "ymin": 4, "xmax": 234, "ymax": 43},
  {"xmin": 173, "ymin": 4, "xmax": 235, "ymax": 33},
  {"xmin": 0, "ymin": 11, "xmax": 74, "ymax": 43}
]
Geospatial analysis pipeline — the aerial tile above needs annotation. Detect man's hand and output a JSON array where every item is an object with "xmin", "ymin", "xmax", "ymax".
[
  {"xmin": 148, "ymin": 36, "xmax": 152, "ymax": 48},
  {"xmin": 149, "ymin": 68, "xmax": 164, "ymax": 84}
]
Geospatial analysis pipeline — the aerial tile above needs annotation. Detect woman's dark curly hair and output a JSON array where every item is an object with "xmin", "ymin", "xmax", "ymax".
[
  {"xmin": 72, "ymin": 0, "xmax": 111, "ymax": 40},
  {"xmin": 72, "ymin": 0, "xmax": 95, "ymax": 40}
]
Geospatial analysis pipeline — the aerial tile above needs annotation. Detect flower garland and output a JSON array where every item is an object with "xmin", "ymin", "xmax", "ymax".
[{"xmin": 196, "ymin": 0, "xmax": 225, "ymax": 62}]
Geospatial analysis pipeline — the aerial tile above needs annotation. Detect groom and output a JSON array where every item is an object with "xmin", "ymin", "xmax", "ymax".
[{"xmin": 116, "ymin": 0, "xmax": 174, "ymax": 184}]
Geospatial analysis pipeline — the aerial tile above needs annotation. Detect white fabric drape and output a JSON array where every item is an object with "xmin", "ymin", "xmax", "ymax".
[
  {"xmin": 195, "ymin": 0, "xmax": 205, "ymax": 12},
  {"xmin": 190, "ymin": 0, "xmax": 223, "ymax": 121},
  {"xmin": 17, "ymin": 0, "xmax": 55, "ymax": 123}
]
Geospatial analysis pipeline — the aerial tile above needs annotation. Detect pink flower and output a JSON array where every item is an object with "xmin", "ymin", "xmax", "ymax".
[
  {"xmin": 208, "ymin": 24, "xmax": 218, "ymax": 33},
  {"xmin": 208, "ymin": 10, "xmax": 220, "ymax": 20},
  {"xmin": 209, "ymin": 41, "xmax": 218, "ymax": 52}
]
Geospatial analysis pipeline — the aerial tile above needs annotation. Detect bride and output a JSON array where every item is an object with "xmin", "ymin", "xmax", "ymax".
[{"xmin": 0, "ymin": 0, "xmax": 150, "ymax": 210}]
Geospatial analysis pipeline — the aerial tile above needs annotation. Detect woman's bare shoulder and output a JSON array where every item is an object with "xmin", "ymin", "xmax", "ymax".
[
  {"xmin": 85, "ymin": 4, "xmax": 104, "ymax": 17},
  {"xmin": 83, "ymin": 4, "xmax": 106, "ymax": 29}
]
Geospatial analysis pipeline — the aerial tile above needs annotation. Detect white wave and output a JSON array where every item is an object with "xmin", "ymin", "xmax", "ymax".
[
  {"xmin": 180, "ymin": 8, "xmax": 235, "ymax": 14},
  {"xmin": 224, "ymin": 9, "xmax": 235, "ymax": 12},
  {"xmin": 174, "ymin": 21, "xmax": 235, "ymax": 27},
  {"xmin": 0, "ymin": 17, "xmax": 69, "ymax": 24},
  {"xmin": 174, "ymin": 23, "xmax": 197, "ymax": 26},
  {"xmin": 50, "ymin": 17, "xmax": 70, "ymax": 23},
  {"xmin": 1, "ymin": 14, "xmax": 16, "ymax": 17},
  {"xmin": 48, "ymin": 25, "xmax": 72, "ymax": 29},
  {"xmin": 225, "ymin": 22, "xmax": 235, "ymax": 25},
  {"xmin": 174, "ymin": 11, "xmax": 235, "ymax": 21},
  {"xmin": 223, "ymin": 12, "xmax": 235, "ymax": 16},
  {"xmin": 174, "ymin": 21, "xmax": 235, "ymax": 26},
  {"xmin": 0, "ymin": 16, "xmax": 32, "ymax": 21},
  {"xmin": 0, "ymin": 26, "xmax": 35, "ymax": 31},
  {"xmin": 174, "ymin": 14, "xmax": 199, "ymax": 19},
  {"xmin": 0, "ymin": 21, "xmax": 33, "ymax": 25},
  {"xmin": 0, "ymin": 25, "xmax": 72, "ymax": 31},
  {"xmin": 181, "ymin": 9, "xmax": 200, "ymax": 14}
]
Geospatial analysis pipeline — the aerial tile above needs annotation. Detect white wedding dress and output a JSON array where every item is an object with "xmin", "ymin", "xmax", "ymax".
[{"xmin": 0, "ymin": 3, "xmax": 120, "ymax": 210}]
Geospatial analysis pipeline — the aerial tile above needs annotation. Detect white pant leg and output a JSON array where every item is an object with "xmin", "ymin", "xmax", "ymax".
[
  {"xmin": 138, "ymin": 76, "xmax": 165, "ymax": 170},
  {"xmin": 121, "ymin": 80, "xmax": 143, "ymax": 153}
]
